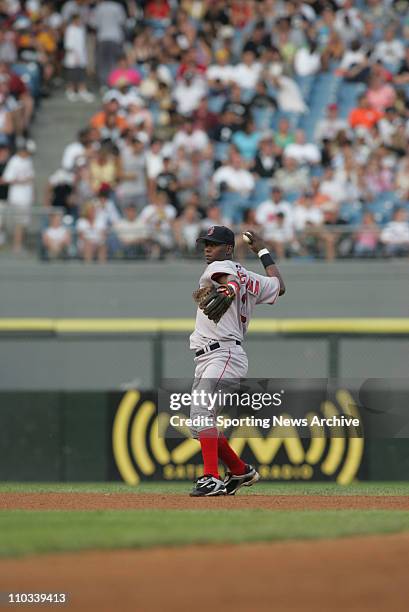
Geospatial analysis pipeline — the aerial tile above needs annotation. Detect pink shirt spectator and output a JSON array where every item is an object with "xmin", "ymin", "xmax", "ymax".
[{"xmin": 366, "ymin": 85, "xmax": 396, "ymax": 112}]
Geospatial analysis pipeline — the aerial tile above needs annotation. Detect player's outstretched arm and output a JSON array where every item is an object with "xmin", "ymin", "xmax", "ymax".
[{"xmin": 243, "ymin": 231, "xmax": 286, "ymax": 296}]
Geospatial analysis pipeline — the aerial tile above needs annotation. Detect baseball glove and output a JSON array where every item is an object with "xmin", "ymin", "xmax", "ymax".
[{"xmin": 192, "ymin": 285, "xmax": 235, "ymax": 324}]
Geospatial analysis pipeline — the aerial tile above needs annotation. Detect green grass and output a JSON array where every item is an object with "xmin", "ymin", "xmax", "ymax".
[
  {"xmin": 1, "ymin": 510, "xmax": 409, "ymax": 558},
  {"xmin": 1, "ymin": 482, "xmax": 409, "ymax": 495}
]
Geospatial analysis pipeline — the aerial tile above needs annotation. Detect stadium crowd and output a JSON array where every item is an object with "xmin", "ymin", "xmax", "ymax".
[{"xmin": 0, "ymin": 0, "xmax": 408, "ymax": 261}]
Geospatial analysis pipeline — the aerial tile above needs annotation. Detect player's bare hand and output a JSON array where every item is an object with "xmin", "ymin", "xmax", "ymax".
[{"xmin": 242, "ymin": 231, "xmax": 266, "ymax": 254}]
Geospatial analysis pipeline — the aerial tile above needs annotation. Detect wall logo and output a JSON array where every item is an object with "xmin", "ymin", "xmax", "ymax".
[{"xmin": 112, "ymin": 390, "xmax": 364, "ymax": 485}]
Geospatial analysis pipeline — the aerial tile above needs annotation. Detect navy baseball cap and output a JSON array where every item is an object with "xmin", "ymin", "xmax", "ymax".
[{"xmin": 197, "ymin": 225, "xmax": 235, "ymax": 246}]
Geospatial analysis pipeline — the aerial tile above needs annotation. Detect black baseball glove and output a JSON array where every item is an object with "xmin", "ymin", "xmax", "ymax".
[{"xmin": 192, "ymin": 285, "xmax": 235, "ymax": 324}]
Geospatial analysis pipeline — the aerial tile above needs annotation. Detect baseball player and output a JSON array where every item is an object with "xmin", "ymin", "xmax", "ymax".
[{"xmin": 189, "ymin": 225, "xmax": 286, "ymax": 496}]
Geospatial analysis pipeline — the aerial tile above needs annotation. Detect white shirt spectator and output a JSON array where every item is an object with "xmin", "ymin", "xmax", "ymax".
[
  {"xmin": 213, "ymin": 165, "xmax": 255, "ymax": 195},
  {"xmin": 62, "ymin": 141, "xmax": 86, "ymax": 171},
  {"xmin": 77, "ymin": 216, "xmax": 106, "ymax": 244},
  {"xmin": 284, "ymin": 142, "xmax": 321, "ymax": 164},
  {"xmin": 373, "ymin": 39, "xmax": 405, "ymax": 69},
  {"xmin": 264, "ymin": 219, "xmax": 295, "ymax": 243},
  {"xmin": 381, "ymin": 221, "xmax": 409, "ymax": 245},
  {"xmin": 339, "ymin": 49, "xmax": 366, "ymax": 71},
  {"xmin": 96, "ymin": 199, "xmax": 121, "ymax": 227},
  {"xmin": 273, "ymin": 75, "xmax": 307, "ymax": 113},
  {"xmin": 206, "ymin": 64, "xmax": 234, "ymax": 83},
  {"xmin": 315, "ymin": 117, "xmax": 349, "ymax": 142},
  {"xmin": 230, "ymin": 61, "xmax": 262, "ymax": 89},
  {"xmin": 43, "ymin": 225, "xmax": 70, "ymax": 248},
  {"xmin": 173, "ymin": 78, "xmax": 207, "ymax": 115},
  {"xmin": 173, "ymin": 129, "xmax": 209, "ymax": 153},
  {"xmin": 293, "ymin": 205, "xmax": 323, "ymax": 231},
  {"xmin": 64, "ymin": 22, "xmax": 87, "ymax": 68},
  {"xmin": 145, "ymin": 150, "xmax": 163, "ymax": 179},
  {"xmin": 139, "ymin": 202, "xmax": 176, "ymax": 248},
  {"xmin": 113, "ymin": 218, "xmax": 148, "ymax": 245},
  {"xmin": 294, "ymin": 47, "xmax": 321, "ymax": 76},
  {"xmin": 3, "ymin": 152, "xmax": 34, "ymax": 207},
  {"xmin": 256, "ymin": 199, "xmax": 293, "ymax": 225}
]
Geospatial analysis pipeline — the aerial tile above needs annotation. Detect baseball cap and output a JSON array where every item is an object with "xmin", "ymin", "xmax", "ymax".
[
  {"xmin": 196, "ymin": 225, "xmax": 235, "ymax": 246},
  {"xmin": 327, "ymin": 103, "xmax": 338, "ymax": 111}
]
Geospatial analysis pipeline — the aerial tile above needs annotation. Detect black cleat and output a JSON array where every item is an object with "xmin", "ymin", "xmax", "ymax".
[
  {"xmin": 224, "ymin": 464, "xmax": 260, "ymax": 495},
  {"xmin": 190, "ymin": 474, "xmax": 227, "ymax": 497}
]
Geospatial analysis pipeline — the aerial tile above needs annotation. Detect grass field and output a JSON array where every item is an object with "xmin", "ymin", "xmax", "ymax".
[
  {"xmin": 1, "ymin": 481, "xmax": 409, "ymax": 495},
  {"xmin": 0, "ymin": 482, "xmax": 408, "ymax": 558}
]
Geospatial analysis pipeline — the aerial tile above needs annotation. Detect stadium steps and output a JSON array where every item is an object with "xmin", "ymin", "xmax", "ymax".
[{"xmin": 31, "ymin": 89, "xmax": 100, "ymax": 206}]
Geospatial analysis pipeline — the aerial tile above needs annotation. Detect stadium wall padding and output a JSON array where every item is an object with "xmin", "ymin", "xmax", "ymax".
[{"xmin": 0, "ymin": 392, "xmax": 408, "ymax": 483}]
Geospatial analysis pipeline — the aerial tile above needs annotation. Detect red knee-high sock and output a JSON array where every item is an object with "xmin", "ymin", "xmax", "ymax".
[
  {"xmin": 199, "ymin": 428, "xmax": 220, "ymax": 478},
  {"xmin": 218, "ymin": 434, "xmax": 246, "ymax": 475}
]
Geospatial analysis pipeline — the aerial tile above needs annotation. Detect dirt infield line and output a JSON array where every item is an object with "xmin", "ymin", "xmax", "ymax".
[
  {"xmin": 0, "ymin": 533, "xmax": 408, "ymax": 611},
  {"xmin": 1, "ymin": 493, "xmax": 409, "ymax": 511}
]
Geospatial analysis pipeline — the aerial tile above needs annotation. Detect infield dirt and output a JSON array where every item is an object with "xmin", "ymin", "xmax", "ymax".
[
  {"xmin": 0, "ymin": 533, "xmax": 408, "ymax": 611},
  {"xmin": 1, "ymin": 492, "xmax": 409, "ymax": 510}
]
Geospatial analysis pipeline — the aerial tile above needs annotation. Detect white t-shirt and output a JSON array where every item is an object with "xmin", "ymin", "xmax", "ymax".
[
  {"xmin": 230, "ymin": 62, "xmax": 262, "ymax": 89},
  {"xmin": 381, "ymin": 222, "xmax": 409, "ymax": 245},
  {"xmin": 190, "ymin": 260, "xmax": 280, "ymax": 349},
  {"xmin": 256, "ymin": 199, "xmax": 293, "ymax": 225},
  {"xmin": 173, "ymin": 129, "xmax": 209, "ymax": 153},
  {"xmin": 64, "ymin": 23, "xmax": 87, "ymax": 68},
  {"xmin": 374, "ymin": 40, "xmax": 405, "ymax": 67},
  {"xmin": 213, "ymin": 166, "xmax": 255, "ymax": 194},
  {"xmin": 206, "ymin": 64, "xmax": 234, "ymax": 83},
  {"xmin": 43, "ymin": 225, "xmax": 70, "ymax": 246},
  {"xmin": 294, "ymin": 48, "xmax": 320, "ymax": 76},
  {"xmin": 76, "ymin": 217, "xmax": 106, "ymax": 244},
  {"xmin": 3, "ymin": 154, "xmax": 34, "ymax": 207},
  {"xmin": 113, "ymin": 219, "xmax": 148, "ymax": 244},
  {"xmin": 173, "ymin": 79, "xmax": 207, "ymax": 115},
  {"xmin": 292, "ymin": 205, "xmax": 323, "ymax": 231},
  {"xmin": 62, "ymin": 141, "xmax": 85, "ymax": 171},
  {"xmin": 284, "ymin": 142, "xmax": 321, "ymax": 164}
]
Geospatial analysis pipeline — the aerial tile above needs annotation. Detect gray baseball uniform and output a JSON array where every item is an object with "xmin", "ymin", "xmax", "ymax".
[{"xmin": 189, "ymin": 259, "xmax": 280, "ymax": 437}]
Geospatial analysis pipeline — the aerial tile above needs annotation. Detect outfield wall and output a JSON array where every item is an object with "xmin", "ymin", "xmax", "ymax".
[{"xmin": 1, "ymin": 391, "xmax": 408, "ymax": 484}]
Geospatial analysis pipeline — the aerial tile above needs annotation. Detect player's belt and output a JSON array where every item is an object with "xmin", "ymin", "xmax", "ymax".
[{"xmin": 195, "ymin": 341, "xmax": 241, "ymax": 357}]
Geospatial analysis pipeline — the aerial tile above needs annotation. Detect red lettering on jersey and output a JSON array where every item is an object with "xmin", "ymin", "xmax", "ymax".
[
  {"xmin": 246, "ymin": 277, "xmax": 260, "ymax": 296},
  {"xmin": 254, "ymin": 279, "xmax": 260, "ymax": 295}
]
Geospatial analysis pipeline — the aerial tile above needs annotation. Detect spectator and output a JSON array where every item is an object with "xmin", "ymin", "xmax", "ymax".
[
  {"xmin": 231, "ymin": 118, "xmax": 261, "ymax": 163},
  {"xmin": 156, "ymin": 155, "xmax": 180, "ymax": 211},
  {"xmin": 173, "ymin": 121, "xmax": 209, "ymax": 154},
  {"xmin": 274, "ymin": 156, "xmax": 309, "ymax": 195},
  {"xmin": 294, "ymin": 41, "xmax": 321, "ymax": 77},
  {"xmin": 91, "ymin": 0, "xmax": 127, "ymax": 87},
  {"xmin": 173, "ymin": 205, "xmax": 202, "ymax": 255},
  {"xmin": 349, "ymin": 95, "xmax": 383, "ymax": 130},
  {"xmin": 268, "ymin": 72, "xmax": 307, "ymax": 114},
  {"xmin": 315, "ymin": 104, "xmax": 349, "ymax": 143},
  {"xmin": 90, "ymin": 92, "xmax": 128, "ymax": 133},
  {"xmin": 76, "ymin": 201, "xmax": 107, "ymax": 262},
  {"xmin": 256, "ymin": 186, "xmax": 293, "ymax": 225},
  {"xmin": 212, "ymin": 150, "xmax": 255, "ymax": 199},
  {"xmin": 274, "ymin": 118, "xmax": 295, "ymax": 150},
  {"xmin": 139, "ymin": 190, "xmax": 176, "ymax": 258},
  {"xmin": 173, "ymin": 71, "xmax": 207, "ymax": 116},
  {"xmin": 42, "ymin": 212, "xmax": 71, "ymax": 259},
  {"xmin": 230, "ymin": 50, "xmax": 262, "ymax": 90},
  {"xmin": 107, "ymin": 55, "xmax": 141, "ymax": 89},
  {"xmin": 293, "ymin": 192, "xmax": 335, "ymax": 260},
  {"xmin": 252, "ymin": 134, "xmax": 281, "ymax": 178},
  {"xmin": 117, "ymin": 134, "xmax": 147, "ymax": 210},
  {"xmin": 380, "ymin": 208, "xmax": 409, "ymax": 257},
  {"xmin": 2, "ymin": 142, "xmax": 34, "ymax": 253},
  {"xmin": 394, "ymin": 46, "xmax": 409, "ymax": 85},
  {"xmin": 62, "ymin": 128, "xmax": 96, "ymax": 172},
  {"xmin": 95, "ymin": 183, "xmax": 121, "ymax": 227},
  {"xmin": 89, "ymin": 141, "xmax": 120, "ymax": 194},
  {"xmin": 284, "ymin": 129, "xmax": 321, "ymax": 165},
  {"xmin": 63, "ymin": 13, "xmax": 94, "ymax": 102},
  {"xmin": 45, "ymin": 168, "xmax": 75, "ymax": 216},
  {"xmin": 366, "ymin": 75, "xmax": 396, "ymax": 113},
  {"xmin": 111, "ymin": 204, "xmax": 149, "ymax": 259},
  {"xmin": 206, "ymin": 48, "xmax": 233, "ymax": 86},
  {"xmin": 263, "ymin": 212, "xmax": 298, "ymax": 260},
  {"xmin": 373, "ymin": 27, "xmax": 405, "ymax": 72},
  {"xmin": 353, "ymin": 212, "xmax": 380, "ymax": 257}
]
